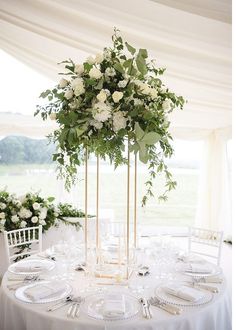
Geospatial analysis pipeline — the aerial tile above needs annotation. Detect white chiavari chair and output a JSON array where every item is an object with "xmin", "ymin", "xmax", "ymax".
[
  {"xmin": 3, "ymin": 225, "xmax": 42, "ymax": 265},
  {"xmin": 188, "ymin": 227, "xmax": 223, "ymax": 265}
]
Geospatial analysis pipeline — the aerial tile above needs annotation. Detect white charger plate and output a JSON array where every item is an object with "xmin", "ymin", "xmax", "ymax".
[
  {"xmin": 155, "ymin": 286, "xmax": 213, "ymax": 307},
  {"xmin": 177, "ymin": 262, "xmax": 222, "ymax": 278},
  {"xmin": 81, "ymin": 292, "xmax": 140, "ymax": 321},
  {"xmin": 8, "ymin": 259, "xmax": 55, "ymax": 275},
  {"xmin": 15, "ymin": 281, "xmax": 72, "ymax": 304}
]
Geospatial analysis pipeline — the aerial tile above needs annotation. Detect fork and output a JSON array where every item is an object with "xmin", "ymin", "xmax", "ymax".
[
  {"xmin": 149, "ymin": 297, "xmax": 182, "ymax": 315},
  {"xmin": 67, "ymin": 297, "xmax": 83, "ymax": 318},
  {"xmin": 7, "ymin": 276, "xmax": 41, "ymax": 290}
]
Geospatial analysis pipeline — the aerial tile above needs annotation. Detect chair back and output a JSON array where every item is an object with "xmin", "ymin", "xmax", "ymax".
[
  {"xmin": 3, "ymin": 225, "xmax": 42, "ymax": 265},
  {"xmin": 188, "ymin": 227, "xmax": 223, "ymax": 265}
]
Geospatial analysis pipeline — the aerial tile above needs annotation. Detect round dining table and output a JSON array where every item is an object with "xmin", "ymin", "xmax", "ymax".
[{"xmin": 0, "ymin": 248, "xmax": 232, "ymax": 330}]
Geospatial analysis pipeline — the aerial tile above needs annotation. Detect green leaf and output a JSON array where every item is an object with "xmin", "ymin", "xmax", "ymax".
[
  {"xmin": 134, "ymin": 122, "xmax": 145, "ymax": 140},
  {"xmin": 125, "ymin": 42, "xmax": 136, "ymax": 55},
  {"xmin": 113, "ymin": 62, "xmax": 124, "ymax": 74},
  {"xmin": 47, "ymin": 197, "xmax": 55, "ymax": 202},
  {"xmin": 138, "ymin": 142, "xmax": 148, "ymax": 164},
  {"xmin": 141, "ymin": 132, "xmax": 160, "ymax": 145},
  {"xmin": 129, "ymin": 143, "xmax": 139, "ymax": 153},
  {"xmin": 139, "ymin": 48, "xmax": 148, "ymax": 59},
  {"xmin": 136, "ymin": 56, "xmax": 147, "ymax": 75}
]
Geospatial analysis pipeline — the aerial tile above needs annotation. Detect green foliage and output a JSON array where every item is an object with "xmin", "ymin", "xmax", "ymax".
[{"xmin": 35, "ymin": 28, "xmax": 186, "ymax": 205}]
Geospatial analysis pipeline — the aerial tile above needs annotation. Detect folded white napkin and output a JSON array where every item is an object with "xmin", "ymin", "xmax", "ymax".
[
  {"xmin": 102, "ymin": 294, "xmax": 126, "ymax": 318},
  {"xmin": 25, "ymin": 282, "xmax": 65, "ymax": 301},
  {"xmin": 163, "ymin": 284, "xmax": 205, "ymax": 302},
  {"xmin": 14, "ymin": 262, "xmax": 46, "ymax": 273},
  {"xmin": 178, "ymin": 254, "xmax": 204, "ymax": 263},
  {"xmin": 184, "ymin": 263, "xmax": 212, "ymax": 274}
]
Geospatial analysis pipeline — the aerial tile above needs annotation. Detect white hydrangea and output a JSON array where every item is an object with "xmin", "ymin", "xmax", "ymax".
[
  {"xmin": 86, "ymin": 56, "xmax": 95, "ymax": 65},
  {"xmin": 105, "ymin": 67, "xmax": 116, "ymax": 77},
  {"xmin": 104, "ymin": 89, "xmax": 111, "ymax": 96},
  {"xmin": 133, "ymin": 98, "xmax": 143, "ymax": 106},
  {"xmin": 118, "ymin": 80, "xmax": 128, "ymax": 88},
  {"xmin": 113, "ymin": 112, "xmax": 127, "ymax": 132},
  {"xmin": 74, "ymin": 64, "xmax": 84, "ymax": 75},
  {"xmin": 59, "ymin": 78, "xmax": 68, "ymax": 88},
  {"xmin": 89, "ymin": 67, "xmax": 102, "ymax": 80},
  {"xmin": 93, "ymin": 102, "xmax": 112, "ymax": 122},
  {"xmin": 11, "ymin": 215, "xmax": 19, "ymax": 223},
  {"xmin": 0, "ymin": 212, "xmax": 5, "ymax": 219},
  {"xmin": 96, "ymin": 90, "xmax": 107, "ymax": 102},
  {"xmin": 0, "ymin": 202, "xmax": 6, "ymax": 210},
  {"xmin": 112, "ymin": 91, "xmax": 123, "ymax": 103},
  {"xmin": 71, "ymin": 78, "xmax": 85, "ymax": 96},
  {"xmin": 33, "ymin": 202, "xmax": 40, "ymax": 210},
  {"xmin": 95, "ymin": 53, "xmax": 104, "ymax": 64},
  {"xmin": 20, "ymin": 221, "xmax": 27, "ymax": 228},
  {"xmin": 18, "ymin": 208, "xmax": 32, "ymax": 219},
  {"xmin": 39, "ymin": 207, "xmax": 48, "ymax": 220},
  {"xmin": 64, "ymin": 89, "xmax": 74, "ymax": 100},
  {"xmin": 31, "ymin": 216, "xmax": 38, "ymax": 223},
  {"xmin": 39, "ymin": 220, "xmax": 46, "ymax": 226},
  {"xmin": 49, "ymin": 112, "xmax": 57, "ymax": 120},
  {"xmin": 90, "ymin": 119, "xmax": 103, "ymax": 130},
  {"xmin": 162, "ymin": 99, "xmax": 172, "ymax": 111}
]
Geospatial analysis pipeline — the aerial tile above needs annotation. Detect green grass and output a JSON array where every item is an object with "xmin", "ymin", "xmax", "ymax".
[{"xmin": 0, "ymin": 164, "xmax": 199, "ymax": 227}]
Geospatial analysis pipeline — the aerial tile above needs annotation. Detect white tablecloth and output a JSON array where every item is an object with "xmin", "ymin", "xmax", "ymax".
[{"xmin": 0, "ymin": 254, "xmax": 232, "ymax": 330}]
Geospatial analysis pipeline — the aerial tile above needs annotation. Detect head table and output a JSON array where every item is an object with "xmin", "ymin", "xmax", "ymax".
[{"xmin": 0, "ymin": 242, "xmax": 231, "ymax": 330}]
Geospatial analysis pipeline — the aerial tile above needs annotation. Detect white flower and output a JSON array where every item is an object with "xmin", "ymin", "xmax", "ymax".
[
  {"xmin": 149, "ymin": 88, "xmax": 158, "ymax": 100},
  {"xmin": 103, "ymin": 49, "xmax": 111, "ymax": 60},
  {"xmin": 71, "ymin": 78, "xmax": 85, "ymax": 96},
  {"xmin": 15, "ymin": 200, "xmax": 22, "ymax": 207},
  {"xmin": 89, "ymin": 67, "xmax": 102, "ymax": 80},
  {"xmin": 33, "ymin": 202, "xmax": 40, "ymax": 210},
  {"xmin": 11, "ymin": 215, "xmax": 19, "ymax": 223},
  {"xmin": 0, "ymin": 212, "xmax": 5, "ymax": 219},
  {"xmin": 93, "ymin": 102, "xmax": 112, "ymax": 122},
  {"xmin": 74, "ymin": 64, "xmax": 84, "ymax": 75},
  {"xmin": 118, "ymin": 80, "xmax": 128, "ymax": 88},
  {"xmin": 39, "ymin": 207, "xmax": 47, "ymax": 220},
  {"xmin": 86, "ymin": 56, "xmax": 95, "ymax": 65},
  {"xmin": 162, "ymin": 99, "xmax": 172, "ymax": 111},
  {"xmin": 96, "ymin": 90, "xmax": 107, "ymax": 102},
  {"xmin": 59, "ymin": 78, "xmax": 68, "ymax": 88},
  {"xmin": 104, "ymin": 89, "xmax": 111, "ymax": 96},
  {"xmin": 160, "ymin": 87, "xmax": 167, "ymax": 93},
  {"xmin": 64, "ymin": 89, "xmax": 74, "ymax": 100},
  {"xmin": 112, "ymin": 91, "xmax": 123, "ymax": 103},
  {"xmin": 90, "ymin": 119, "xmax": 103, "ymax": 130},
  {"xmin": 0, "ymin": 219, "xmax": 6, "ymax": 225},
  {"xmin": 18, "ymin": 195, "xmax": 26, "ymax": 203},
  {"xmin": 54, "ymin": 212, "xmax": 59, "ymax": 218},
  {"xmin": 105, "ymin": 67, "xmax": 116, "ymax": 77},
  {"xmin": 31, "ymin": 216, "xmax": 38, "ymax": 223},
  {"xmin": 113, "ymin": 112, "xmax": 127, "ymax": 132},
  {"xmin": 0, "ymin": 202, "xmax": 6, "ymax": 210},
  {"xmin": 20, "ymin": 221, "xmax": 27, "ymax": 228},
  {"xmin": 18, "ymin": 208, "xmax": 32, "ymax": 219},
  {"xmin": 39, "ymin": 220, "xmax": 46, "ymax": 226},
  {"xmin": 49, "ymin": 112, "xmax": 57, "ymax": 120},
  {"xmin": 74, "ymin": 85, "xmax": 85, "ymax": 96},
  {"xmin": 133, "ymin": 98, "xmax": 143, "ymax": 106},
  {"xmin": 95, "ymin": 53, "xmax": 104, "ymax": 64}
]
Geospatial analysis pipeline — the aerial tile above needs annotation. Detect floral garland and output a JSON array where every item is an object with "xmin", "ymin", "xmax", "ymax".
[{"xmin": 35, "ymin": 29, "xmax": 185, "ymax": 205}]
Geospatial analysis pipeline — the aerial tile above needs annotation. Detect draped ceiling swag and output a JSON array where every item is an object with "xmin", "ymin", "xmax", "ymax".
[{"xmin": 0, "ymin": 0, "xmax": 232, "ymax": 137}]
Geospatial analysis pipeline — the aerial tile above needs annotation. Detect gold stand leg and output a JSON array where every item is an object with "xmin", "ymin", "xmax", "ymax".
[
  {"xmin": 84, "ymin": 148, "xmax": 88, "ymax": 263},
  {"xmin": 126, "ymin": 148, "xmax": 130, "ymax": 278},
  {"xmin": 96, "ymin": 155, "xmax": 100, "ymax": 263},
  {"xmin": 134, "ymin": 154, "xmax": 137, "ymax": 248}
]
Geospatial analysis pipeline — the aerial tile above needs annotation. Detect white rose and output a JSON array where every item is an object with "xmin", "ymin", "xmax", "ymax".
[
  {"xmin": 49, "ymin": 112, "xmax": 57, "ymax": 120},
  {"xmin": 0, "ymin": 202, "xmax": 6, "ymax": 210},
  {"xmin": 118, "ymin": 80, "xmax": 128, "ymax": 88},
  {"xmin": 25, "ymin": 210, "xmax": 32, "ymax": 218},
  {"xmin": 112, "ymin": 91, "xmax": 123, "ymax": 103},
  {"xmin": 71, "ymin": 77, "xmax": 83, "ymax": 89},
  {"xmin": 95, "ymin": 53, "xmax": 104, "ymax": 64},
  {"xmin": 104, "ymin": 89, "xmax": 111, "ymax": 96},
  {"xmin": 74, "ymin": 85, "xmax": 85, "ymax": 96},
  {"xmin": 96, "ymin": 90, "xmax": 107, "ymax": 102},
  {"xmin": 33, "ymin": 202, "xmax": 40, "ymax": 210},
  {"xmin": 11, "ymin": 215, "xmax": 19, "ymax": 223},
  {"xmin": 31, "ymin": 216, "xmax": 38, "ymax": 224},
  {"xmin": 0, "ymin": 212, "xmax": 5, "ymax": 219},
  {"xmin": 89, "ymin": 67, "xmax": 102, "ymax": 79},
  {"xmin": 64, "ymin": 89, "xmax": 74, "ymax": 100},
  {"xmin": 105, "ymin": 67, "xmax": 116, "ymax": 77},
  {"xmin": 15, "ymin": 200, "xmax": 22, "ymax": 207},
  {"xmin": 86, "ymin": 56, "xmax": 95, "ymax": 65},
  {"xmin": 59, "ymin": 78, "xmax": 68, "ymax": 88},
  {"xmin": 90, "ymin": 119, "xmax": 103, "ymax": 130},
  {"xmin": 74, "ymin": 64, "xmax": 84, "ymax": 75},
  {"xmin": 0, "ymin": 219, "xmax": 6, "ymax": 225},
  {"xmin": 39, "ymin": 207, "xmax": 47, "ymax": 220},
  {"xmin": 113, "ymin": 112, "xmax": 127, "ymax": 132},
  {"xmin": 20, "ymin": 221, "xmax": 27, "ymax": 228},
  {"xmin": 39, "ymin": 220, "xmax": 46, "ymax": 226},
  {"xmin": 162, "ymin": 99, "xmax": 172, "ymax": 111},
  {"xmin": 149, "ymin": 88, "xmax": 158, "ymax": 100},
  {"xmin": 18, "ymin": 208, "xmax": 32, "ymax": 219}
]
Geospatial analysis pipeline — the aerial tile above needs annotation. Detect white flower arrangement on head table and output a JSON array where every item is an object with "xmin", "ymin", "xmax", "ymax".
[{"xmin": 35, "ymin": 28, "xmax": 186, "ymax": 205}]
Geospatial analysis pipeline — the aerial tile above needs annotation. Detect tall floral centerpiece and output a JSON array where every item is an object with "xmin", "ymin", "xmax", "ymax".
[{"xmin": 36, "ymin": 29, "xmax": 185, "ymax": 277}]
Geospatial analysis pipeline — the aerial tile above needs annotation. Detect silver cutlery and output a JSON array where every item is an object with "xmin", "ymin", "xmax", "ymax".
[
  {"xmin": 149, "ymin": 297, "xmax": 182, "ymax": 315},
  {"xmin": 7, "ymin": 276, "xmax": 42, "ymax": 290},
  {"xmin": 186, "ymin": 282, "xmax": 219, "ymax": 293},
  {"xmin": 139, "ymin": 298, "xmax": 152, "ymax": 319},
  {"xmin": 67, "ymin": 297, "xmax": 83, "ymax": 318},
  {"xmin": 47, "ymin": 295, "xmax": 73, "ymax": 312}
]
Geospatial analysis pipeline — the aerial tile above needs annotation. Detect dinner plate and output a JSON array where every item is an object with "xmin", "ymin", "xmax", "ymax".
[
  {"xmin": 155, "ymin": 286, "xmax": 213, "ymax": 307},
  {"xmin": 177, "ymin": 262, "xmax": 222, "ymax": 278},
  {"xmin": 80, "ymin": 292, "xmax": 141, "ymax": 321},
  {"xmin": 15, "ymin": 281, "xmax": 72, "ymax": 304},
  {"xmin": 8, "ymin": 259, "xmax": 55, "ymax": 275}
]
